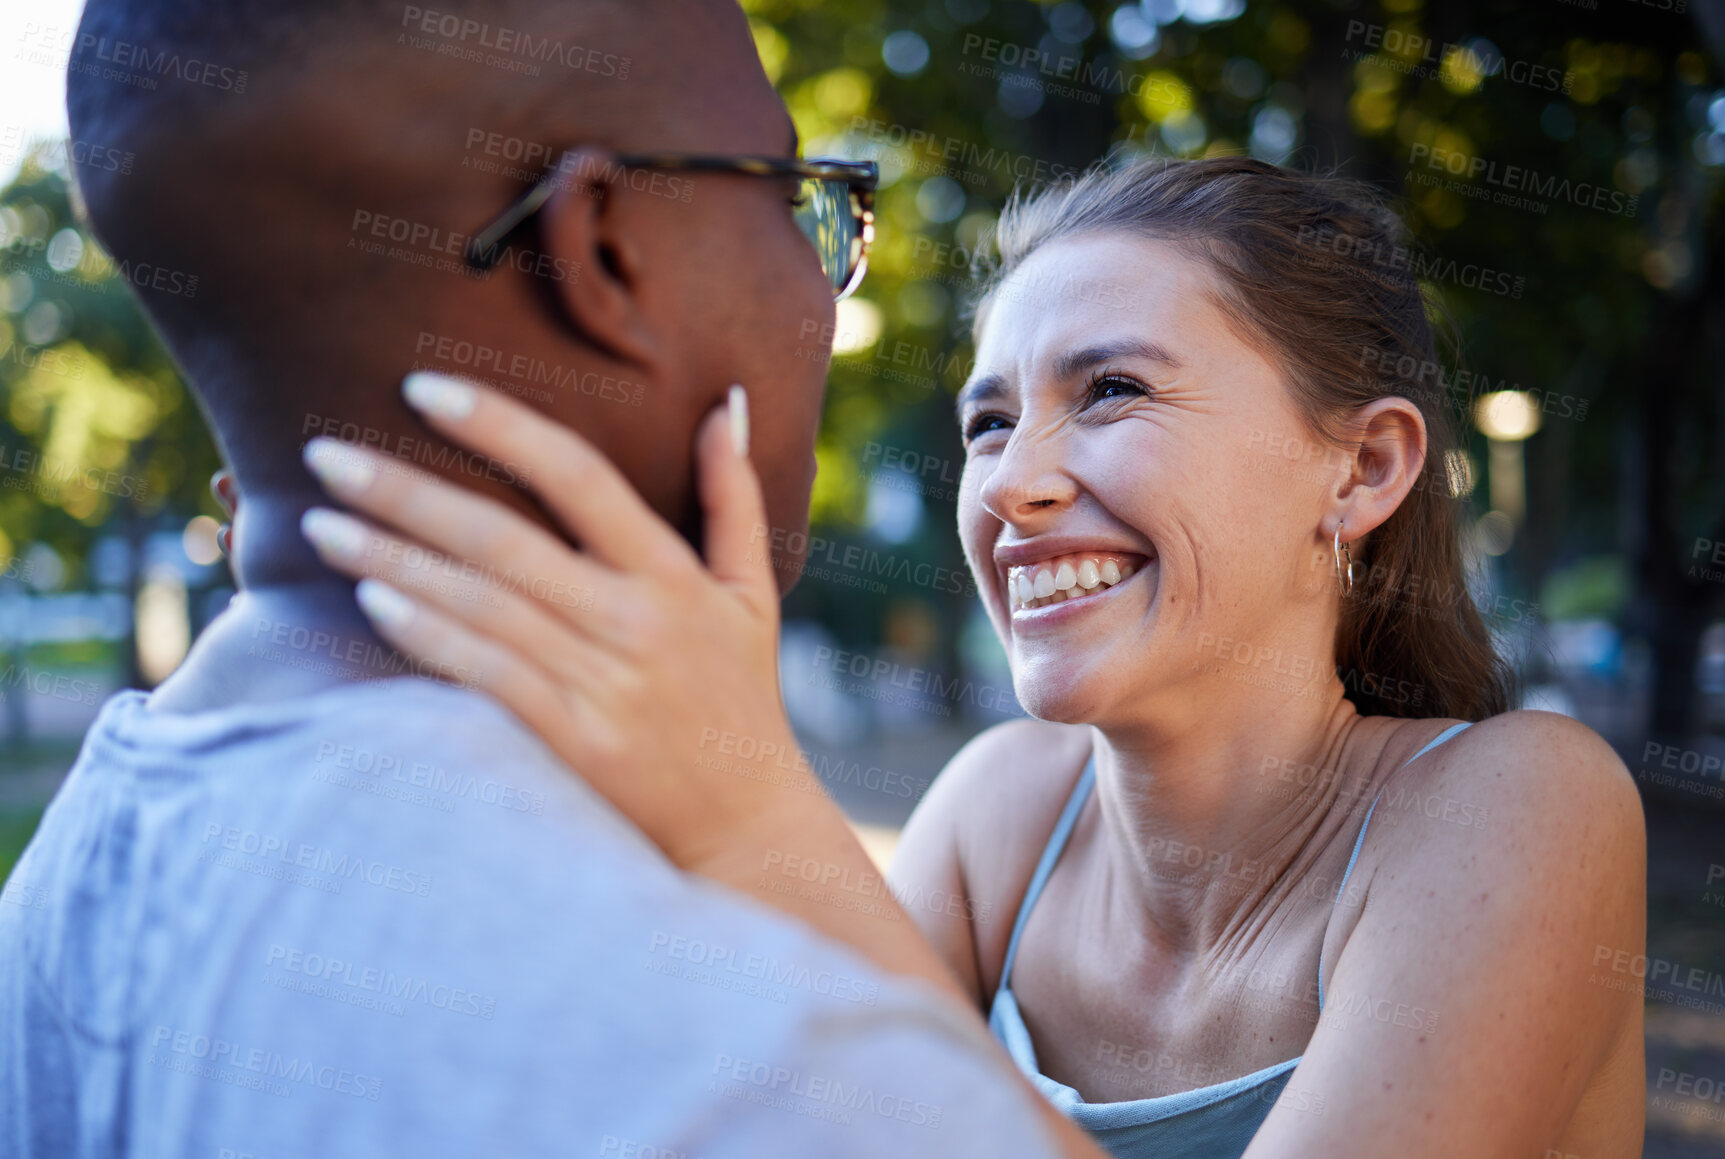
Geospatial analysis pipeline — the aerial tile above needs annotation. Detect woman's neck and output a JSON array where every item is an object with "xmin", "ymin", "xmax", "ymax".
[{"xmin": 1084, "ymin": 687, "xmax": 1384, "ymax": 956}]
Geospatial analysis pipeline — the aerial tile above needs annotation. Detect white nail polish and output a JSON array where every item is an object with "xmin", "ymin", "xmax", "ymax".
[
  {"xmin": 354, "ymin": 578, "xmax": 416, "ymax": 631},
  {"xmin": 728, "ymin": 384, "xmax": 750, "ymax": 457},
  {"xmin": 303, "ymin": 439, "xmax": 376, "ymax": 495},
  {"xmin": 403, "ymin": 372, "xmax": 478, "ymax": 421},
  {"xmin": 300, "ymin": 508, "xmax": 370, "ymax": 560}
]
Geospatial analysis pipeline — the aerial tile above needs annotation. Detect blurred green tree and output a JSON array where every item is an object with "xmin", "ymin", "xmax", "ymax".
[{"xmin": 1, "ymin": 144, "xmax": 223, "ymax": 689}]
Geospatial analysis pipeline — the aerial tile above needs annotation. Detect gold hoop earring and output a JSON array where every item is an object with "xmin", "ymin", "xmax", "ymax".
[{"xmin": 1334, "ymin": 522, "xmax": 1354, "ymax": 596}]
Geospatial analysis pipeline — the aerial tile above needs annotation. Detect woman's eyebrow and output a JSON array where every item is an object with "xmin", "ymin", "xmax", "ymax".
[
  {"xmin": 955, "ymin": 338, "xmax": 1182, "ymax": 417},
  {"xmin": 954, "ymin": 374, "xmax": 1006, "ymax": 417},
  {"xmin": 1054, "ymin": 339, "xmax": 1183, "ymax": 380}
]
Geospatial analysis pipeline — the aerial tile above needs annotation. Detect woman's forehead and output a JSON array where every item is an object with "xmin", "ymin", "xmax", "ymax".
[{"xmin": 974, "ymin": 234, "xmax": 1228, "ymax": 372}]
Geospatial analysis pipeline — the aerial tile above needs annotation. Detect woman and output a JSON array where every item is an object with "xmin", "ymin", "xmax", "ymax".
[{"xmin": 297, "ymin": 156, "xmax": 1646, "ymax": 1157}]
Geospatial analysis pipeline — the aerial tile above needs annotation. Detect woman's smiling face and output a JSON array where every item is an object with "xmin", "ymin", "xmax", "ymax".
[{"xmin": 957, "ymin": 232, "xmax": 1344, "ymax": 725}]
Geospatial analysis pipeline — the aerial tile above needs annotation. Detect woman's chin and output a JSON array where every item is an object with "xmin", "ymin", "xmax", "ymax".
[{"xmin": 1011, "ymin": 671, "xmax": 1110, "ymax": 725}]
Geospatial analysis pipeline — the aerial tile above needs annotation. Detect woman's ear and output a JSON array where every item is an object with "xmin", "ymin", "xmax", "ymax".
[
  {"xmin": 532, "ymin": 146, "xmax": 660, "ymax": 370},
  {"xmin": 1332, "ymin": 395, "xmax": 1428, "ymax": 542}
]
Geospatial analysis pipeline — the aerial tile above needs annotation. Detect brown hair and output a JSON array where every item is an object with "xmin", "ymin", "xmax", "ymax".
[{"xmin": 976, "ymin": 155, "xmax": 1512, "ymax": 722}]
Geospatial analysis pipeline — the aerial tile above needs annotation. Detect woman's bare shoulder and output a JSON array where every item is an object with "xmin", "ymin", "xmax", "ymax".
[
  {"xmin": 1305, "ymin": 710, "xmax": 1646, "ymax": 1150},
  {"xmin": 1359, "ymin": 711, "xmax": 1643, "ymax": 895},
  {"xmin": 893, "ymin": 718, "xmax": 1093, "ymax": 997},
  {"xmin": 1360, "ymin": 710, "xmax": 1645, "ymax": 1011},
  {"xmin": 1387, "ymin": 710, "xmax": 1639, "ymax": 826},
  {"xmin": 938, "ymin": 717, "xmax": 1094, "ymax": 830}
]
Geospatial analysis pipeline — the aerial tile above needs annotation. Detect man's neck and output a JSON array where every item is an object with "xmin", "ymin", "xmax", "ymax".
[{"xmin": 147, "ymin": 497, "xmax": 422, "ymax": 714}]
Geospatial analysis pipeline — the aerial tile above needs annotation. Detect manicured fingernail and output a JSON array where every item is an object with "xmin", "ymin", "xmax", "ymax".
[
  {"xmin": 303, "ymin": 439, "xmax": 376, "ymax": 496},
  {"xmin": 300, "ymin": 507, "xmax": 370, "ymax": 561},
  {"xmin": 728, "ymin": 384, "xmax": 750, "ymax": 457},
  {"xmin": 355, "ymin": 578, "xmax": 416, "ymax": 632},
  {"xmin": 403, "ymin": 372, "xmax": 478, "ymax": 420}
]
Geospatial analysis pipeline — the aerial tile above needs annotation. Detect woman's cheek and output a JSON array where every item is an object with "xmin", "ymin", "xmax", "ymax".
[{"xmin": 955, "ymin": 462, "xmax": 990, "ymax": 554}]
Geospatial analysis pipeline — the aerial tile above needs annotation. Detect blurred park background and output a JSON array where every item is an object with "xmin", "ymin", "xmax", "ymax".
[{"xmin": 3, "ymin": 0, "xmax": 1725, "ymax": 1150}]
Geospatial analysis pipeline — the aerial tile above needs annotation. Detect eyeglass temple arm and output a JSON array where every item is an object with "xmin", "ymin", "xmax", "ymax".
[
  {"xmin": 464, "ymin": 152, "xmax": 582, "ymax": 267},
  {"xmin": 466, "ymin": 153, "xmax": 877, "ymax": 269}
]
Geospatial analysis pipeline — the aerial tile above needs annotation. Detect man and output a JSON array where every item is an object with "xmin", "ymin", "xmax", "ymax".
[{"xmin": 0, "ymin": 1, "xmax": 1086, "ymax": 1155}]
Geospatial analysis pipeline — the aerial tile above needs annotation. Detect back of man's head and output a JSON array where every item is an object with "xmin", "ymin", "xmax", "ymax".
[{"xmin": 68, "ymin": 0, "xmax": 832, "ymax": 585}]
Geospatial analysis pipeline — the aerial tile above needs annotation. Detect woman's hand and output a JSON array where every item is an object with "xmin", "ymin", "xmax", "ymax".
[
  {"xmin": 295, "ymin": 372, "xmax": 968, "ymax": 1001},
  {"xmin": 297, "ymin": 372, "xmax": 809, "ymax": 870}
]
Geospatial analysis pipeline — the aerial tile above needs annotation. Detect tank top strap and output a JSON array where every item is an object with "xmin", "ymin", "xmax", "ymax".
[
  {"xmin": 1318, "ymin": 721, "xmax": 1474, "ymax": 1009},
  {"xmin": 997, "ymin": 754, "xmax": 1097, "ymax": 991}
]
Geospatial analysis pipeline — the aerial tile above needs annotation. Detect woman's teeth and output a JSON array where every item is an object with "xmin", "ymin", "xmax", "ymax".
[{"xmin": 1008, "ymin": 554, "xmax": 1140, "ymax": 612}]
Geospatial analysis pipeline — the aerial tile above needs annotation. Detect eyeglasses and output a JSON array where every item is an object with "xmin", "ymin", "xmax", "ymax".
[{"xmin": 465, "ymin": 151, "xmax": 879, "ymax": 301}]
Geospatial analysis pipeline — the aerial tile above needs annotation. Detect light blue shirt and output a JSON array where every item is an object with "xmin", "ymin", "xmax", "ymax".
[{"xmin": 0, "ymin": 679, "xmax": 1057, "ymax": 1158}]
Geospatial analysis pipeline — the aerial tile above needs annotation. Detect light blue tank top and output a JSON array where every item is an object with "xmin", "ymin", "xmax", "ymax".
[{"xmin": 987, "ymin": 722, "xmax": 1473, "ymax": 1158}]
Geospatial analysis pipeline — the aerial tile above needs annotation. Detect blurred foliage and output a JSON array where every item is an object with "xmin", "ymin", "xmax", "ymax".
[
  {"xmin": 1, "ymin": 0, "xmax": 1721, "ymax": 690},
  {"xmin": 1540, "ymin": 553, "xmax": 1631, "ymax": 620},
  {"xmin": 742, "ymin": 0, "xmax": 1724, "ymax": 678},
  {"xmin": 0, "ymin": 146, "xmax": 222, "ymax": 588}
]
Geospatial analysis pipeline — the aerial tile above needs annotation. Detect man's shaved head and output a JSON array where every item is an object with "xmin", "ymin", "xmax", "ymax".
[
  {"xmin": 69, "ymin": 0, "xmax": 659, "ymax": 343},
  {"xmin": 66, "ymin": 0, "xmax": 832, "ymax": 589}
]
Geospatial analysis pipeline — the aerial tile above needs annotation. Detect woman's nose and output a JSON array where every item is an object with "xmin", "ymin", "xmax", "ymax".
[{"xmin": 978, "ymin": 427, "xmax": 1080, "ymax": 525}]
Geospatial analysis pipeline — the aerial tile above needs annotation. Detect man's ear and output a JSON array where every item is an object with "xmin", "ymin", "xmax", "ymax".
[
  {"xmin": 535, "ymin": 146, "xmax": 659, "ymax": 369},
  {"xmin": 1331, "ymin": 396, "xmax": 1428, "ymax": 541}
]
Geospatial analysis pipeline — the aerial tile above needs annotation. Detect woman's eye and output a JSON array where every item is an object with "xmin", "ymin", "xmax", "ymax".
[
  {"xmin": 962, "ymin": 413, "xmax": 1012, "ymax": 443},
  {"xmin": 1089, "ymin": 373, "xmax": 1147, "ymax": 401}
]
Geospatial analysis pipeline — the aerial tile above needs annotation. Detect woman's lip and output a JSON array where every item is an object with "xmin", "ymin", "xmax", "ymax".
[{"xmin": 1009, "ymin": 561, "xmax": 1151, "ymax": 624}]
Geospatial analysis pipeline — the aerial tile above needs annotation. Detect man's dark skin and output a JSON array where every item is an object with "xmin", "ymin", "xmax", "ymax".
[{"xmin": 69, "ymin": 0, "xmax": 831, "ymax": 713}]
